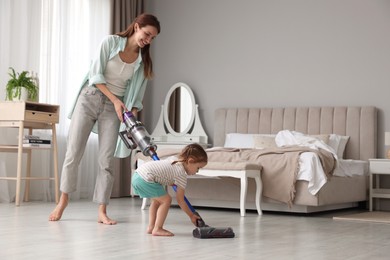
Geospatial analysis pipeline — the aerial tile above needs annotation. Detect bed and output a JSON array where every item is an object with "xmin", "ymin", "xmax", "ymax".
[{"xmin": 165, "ymin": 106, "xmax": 377, "ymax": 213}]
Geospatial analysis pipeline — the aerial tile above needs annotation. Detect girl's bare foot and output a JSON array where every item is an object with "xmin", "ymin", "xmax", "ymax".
[
  {"xmin": 49, "ymin": 194, "xmax": 68, "ymax": 221},
  {"xmin": 147, "ymin": 226, "xmax": 154, "ymax": 234},
  {"xmin": 152, "ymin": 228, "xmax": 174, "ymax": 236}
]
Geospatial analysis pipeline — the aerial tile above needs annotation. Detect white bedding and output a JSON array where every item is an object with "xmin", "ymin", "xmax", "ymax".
[
  {"xmin": 277, "ymin": 130, "xmax": 368, "ymax": 195},
  {"xmin": 297, "ymin": 152, "xmax": 368, "ymax": 195}
]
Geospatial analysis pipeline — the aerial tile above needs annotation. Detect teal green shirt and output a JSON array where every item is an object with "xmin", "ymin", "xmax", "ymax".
[{"xmin": 68, "ymin": 35, "xmax": 148, "ymax": 158}]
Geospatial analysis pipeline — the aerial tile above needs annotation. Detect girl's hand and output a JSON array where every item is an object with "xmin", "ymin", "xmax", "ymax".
[
  {"xmin": 190, "ymin": 213, "xmax": 201, "ymax": 226},
  {"xmin": 113, "ymin": 99, "xmax": 128, "ymax": 122}
]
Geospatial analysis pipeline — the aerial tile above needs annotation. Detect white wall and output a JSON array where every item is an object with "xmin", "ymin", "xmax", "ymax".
[{"xmin": 145, "ymin": 0, "xmax": 390, "ymax": 157}]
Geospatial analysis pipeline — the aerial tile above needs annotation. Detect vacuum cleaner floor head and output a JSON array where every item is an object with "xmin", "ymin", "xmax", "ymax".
[{"xmin": 193, "ymin": 227, "xmax": 235, "ymax": 239}]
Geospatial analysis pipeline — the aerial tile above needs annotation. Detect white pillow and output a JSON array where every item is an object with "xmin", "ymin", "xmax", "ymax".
[
  {"xmin": 224, "ymin": 133, "xmax": 255, "ymax": 148},
  {"xmin": 328, "ymin": 134, "xmax": 350, "ymax": 158}
]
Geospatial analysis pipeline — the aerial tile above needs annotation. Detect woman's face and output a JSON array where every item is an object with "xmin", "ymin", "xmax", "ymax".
[{"xmin": 135, "ymin": 24, "xmax": 158, "ymax": 48}]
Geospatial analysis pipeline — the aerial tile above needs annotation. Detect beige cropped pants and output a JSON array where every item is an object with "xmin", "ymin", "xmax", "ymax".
[{"xmin": 60, "ymin": 85, "xmax": 120, "ymax": 205}]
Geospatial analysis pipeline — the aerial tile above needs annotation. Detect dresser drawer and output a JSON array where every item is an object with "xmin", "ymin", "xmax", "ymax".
[{"xmin": 25, "ymin": 110, "xmax": 59, "ymax": 124}]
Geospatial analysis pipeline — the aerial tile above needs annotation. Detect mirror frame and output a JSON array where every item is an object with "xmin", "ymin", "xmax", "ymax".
[{"xmin": 163, "ymin": 82, "xmax": 196, "ymax": 137}]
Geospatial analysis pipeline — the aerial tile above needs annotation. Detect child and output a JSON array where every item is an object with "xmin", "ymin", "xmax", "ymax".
[{"xmin": 132, "ymin": 143, "xmax": 208, "ymax": 236}]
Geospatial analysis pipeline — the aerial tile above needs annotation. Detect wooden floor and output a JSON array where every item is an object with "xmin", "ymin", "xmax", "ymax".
[{"xmin": 1, "ymin": 198, "xmax": 389, "ymax": 259}]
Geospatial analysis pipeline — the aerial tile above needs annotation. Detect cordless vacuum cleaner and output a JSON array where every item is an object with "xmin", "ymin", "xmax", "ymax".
[{"xmin": 119, "ymin": 111, "xmax": 235, "ymax": 239}]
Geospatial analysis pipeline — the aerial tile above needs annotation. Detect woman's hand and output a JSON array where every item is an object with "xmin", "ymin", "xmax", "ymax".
[
  {"xmin": 113, "ymin": 99, "xmax": 128, "ymax": 122},
  {"xmin": 94, "ymin": 84, "xmax": 128, "ymax": 122}
]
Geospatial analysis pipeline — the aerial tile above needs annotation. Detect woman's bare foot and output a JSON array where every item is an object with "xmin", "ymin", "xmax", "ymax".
[
  {"xmin": 97, "ymin": 214, "xmax": 117, "ymax": 225},
  {"xmin": 49, "ymin": 193, "xmax": 68, "ymax": 221},
  {"xmin": 152, "ymin": 228, "xmax": 174, "ymax": 236},
  {"xmin": 97, "ymin": 204, "xmax": 117, "ymax": 225}
]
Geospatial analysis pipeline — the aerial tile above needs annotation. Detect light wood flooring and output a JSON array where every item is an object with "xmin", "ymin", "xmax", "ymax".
[{"xmin": 1, "ymin": 198, "xmax": 390, "ymax": 260}]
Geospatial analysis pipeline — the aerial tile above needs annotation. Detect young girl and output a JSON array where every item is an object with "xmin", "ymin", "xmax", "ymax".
[{"xmin": 132, "ymin": 143, "xmax": 208, "ymax": 236}]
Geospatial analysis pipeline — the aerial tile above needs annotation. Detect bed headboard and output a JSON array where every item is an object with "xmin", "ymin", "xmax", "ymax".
[{"xmin": 214, "ymin": 107, "xmax": 377, "ymax": 160}]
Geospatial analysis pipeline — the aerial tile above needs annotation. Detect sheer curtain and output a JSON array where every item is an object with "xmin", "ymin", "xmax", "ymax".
[
  {"xmin": 0, "ymin": 0, "xmax": 43, "ymax": 202},
  {"xmin": 0, "ymin": 0, "xmax": 111, "ymax": 202},
  {"xmin": 39, "ymin": 0, "xmax": 112, "ymax": 201}
]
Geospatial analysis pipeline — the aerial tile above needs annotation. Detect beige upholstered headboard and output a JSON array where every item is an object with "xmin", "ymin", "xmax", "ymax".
[{"xmin": 214, "ymin": 107, "xmax": 377, "ymax": 160}]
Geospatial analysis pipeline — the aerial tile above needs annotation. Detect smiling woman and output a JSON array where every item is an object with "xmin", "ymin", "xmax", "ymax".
[{"xmin": 48, "ymin": 12, "xmax": 161, "ymax": 225}]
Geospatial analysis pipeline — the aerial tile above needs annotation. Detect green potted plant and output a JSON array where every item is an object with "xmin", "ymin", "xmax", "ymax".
[{"xmin": 5, "ymin": 67, "xmax": 39, "ymax": 101}]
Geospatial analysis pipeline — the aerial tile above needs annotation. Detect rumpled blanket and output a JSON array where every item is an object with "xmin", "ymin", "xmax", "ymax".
[{"xmin": 205, "ymin": 146, "xmax": 335, "ymax": 205}]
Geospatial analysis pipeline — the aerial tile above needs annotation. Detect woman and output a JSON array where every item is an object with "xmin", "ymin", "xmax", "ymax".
[{"xmin": 49, "ymin": 13, "xmax": 161, "ymax": 225}]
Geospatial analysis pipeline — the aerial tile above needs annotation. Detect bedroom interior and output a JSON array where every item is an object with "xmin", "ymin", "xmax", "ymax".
[{"xmin": 2, "ymin": 0, "xmax": 390, "ymax": 259}]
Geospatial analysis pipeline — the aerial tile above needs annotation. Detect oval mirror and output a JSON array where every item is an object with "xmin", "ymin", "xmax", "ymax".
[{"xmin": 163, "ymin": 82, "xmax": 195, "ymax": 136}]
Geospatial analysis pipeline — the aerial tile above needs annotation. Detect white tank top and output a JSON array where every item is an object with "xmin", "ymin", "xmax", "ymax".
[{"xmin": 104, "ymin": 54, "xmax": 135, "ymax": 97}]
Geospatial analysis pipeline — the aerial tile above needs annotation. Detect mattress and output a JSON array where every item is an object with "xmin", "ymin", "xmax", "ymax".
[{"xmin": 334, "ymin": 159, "xmax": 369, "ymax": 177}]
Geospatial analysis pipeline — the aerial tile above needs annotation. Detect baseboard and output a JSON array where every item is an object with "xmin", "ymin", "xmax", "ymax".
[{"xmin": 171, "ymin": 198, "xmax": 360, "ymax": 214}]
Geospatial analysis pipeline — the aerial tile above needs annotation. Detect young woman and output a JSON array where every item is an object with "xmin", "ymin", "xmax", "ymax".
[
  {"xmin": 132, "ymin": 143, "xmax": 208, "ymax": 236},
  {"xmin": 49, "ymin": 13, "xmax": 161, "ymax": 225}
]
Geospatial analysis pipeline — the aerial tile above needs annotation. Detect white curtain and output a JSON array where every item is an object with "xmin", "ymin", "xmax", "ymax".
[
  {"xmin": 0, "ymin": 0, "xmax": 111, "ymax": 202},
  {"xmin": 0, "ymin": 0, "xmax": 43, "ymax": 202},
  {"xmin": 40, "ymin": 0, "xmax": 112, "ymax": 201}
]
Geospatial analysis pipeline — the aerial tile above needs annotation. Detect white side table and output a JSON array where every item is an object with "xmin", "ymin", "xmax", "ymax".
[{"xmin": 369, "ymin": 159, "xmax": 390, "ymax": 211}]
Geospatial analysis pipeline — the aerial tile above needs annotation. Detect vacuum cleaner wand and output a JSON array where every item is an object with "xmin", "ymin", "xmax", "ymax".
[{"xmin": 120, "ymin": 111, "xmax": 234, "ymax": 238}]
